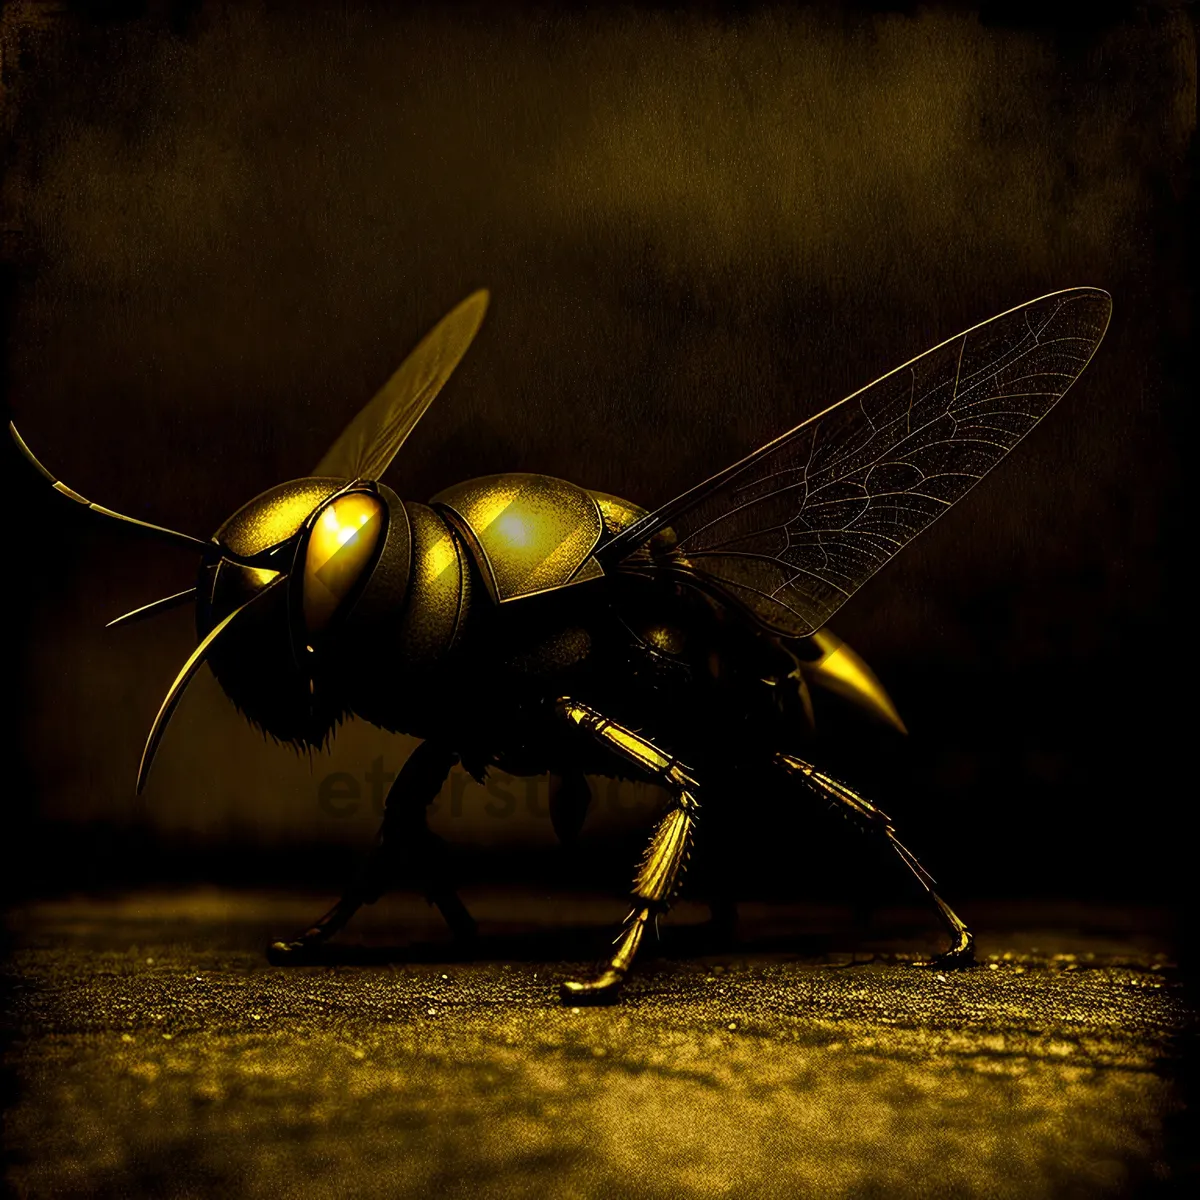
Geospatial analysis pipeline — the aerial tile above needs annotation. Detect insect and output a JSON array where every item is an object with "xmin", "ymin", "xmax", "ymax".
[{"xmin": 12, "ymin": 286, "xmax": 1111, "ymax": 1003}]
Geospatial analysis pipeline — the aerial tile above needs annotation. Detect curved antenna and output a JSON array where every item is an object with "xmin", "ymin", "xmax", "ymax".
[
  {"xmin": 136, "ymin": 576, "xmax": 283, "ymax": 794},
  {"xmin": 9, "ymin": 422, "xmax": 211, "ymax": 552},
  {"xmin": 312, "ymin": 289, "xmax": 489, "ymax": 481},
  {"xmin": 107, "ymin": 588, "xmax": 198, "ymax": 629}
]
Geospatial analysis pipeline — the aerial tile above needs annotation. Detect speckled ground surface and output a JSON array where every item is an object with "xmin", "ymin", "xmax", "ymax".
[{"xmin": 2, "ymin": 890, "xmax": 1191, "ymax": 1198}]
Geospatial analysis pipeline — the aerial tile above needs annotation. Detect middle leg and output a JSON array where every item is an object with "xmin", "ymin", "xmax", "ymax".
[{"xmin": 556, "ymin": 697, "xmax": 702, "ymax": 1004}]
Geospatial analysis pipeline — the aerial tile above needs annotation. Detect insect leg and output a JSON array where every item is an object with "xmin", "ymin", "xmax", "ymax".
[
  {"xmin": 366, "ymin": 740, "xmax": 477, "ymax": 940},
  {"xmin": 267, "ymin": 740, "xmax": 471, "ymax": 963},
  {"xmin": 774, "ymin": 752, "xmax": 975, "ymax": 967},
  {"xmin": 556, "ymin": 698, "xmax": 700, "ymax": 1004}
]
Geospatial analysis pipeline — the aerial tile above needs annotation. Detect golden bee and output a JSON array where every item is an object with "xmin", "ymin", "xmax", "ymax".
[{"xmin": 12, "ymin": 286, "xmax": 1111, "ymax": 1002}]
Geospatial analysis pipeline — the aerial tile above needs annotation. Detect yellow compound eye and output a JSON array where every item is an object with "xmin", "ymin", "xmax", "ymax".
[{"xmin": 303, "ymin": 492, "xmax": 385, "ymax": 635}]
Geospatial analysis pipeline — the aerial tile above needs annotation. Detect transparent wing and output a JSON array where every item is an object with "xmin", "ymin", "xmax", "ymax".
[
  {"xmin": 602, "ymin": 288, "xmax": 1112, "ymax": 637},
  {"xmin": 313, "ymin": 289, "xmax": 489, "ymax": 481}
]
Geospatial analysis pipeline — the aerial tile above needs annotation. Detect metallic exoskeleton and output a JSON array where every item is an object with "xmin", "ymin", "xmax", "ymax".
[{"xmin": 13, "ymin": 286, "xmax": 1111, "ymax": 1003}]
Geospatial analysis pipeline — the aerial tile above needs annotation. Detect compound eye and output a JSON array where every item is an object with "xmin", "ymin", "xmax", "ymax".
[{"xmin": 303, "ymin": 492, "xmax": 385, "ymax": 635}]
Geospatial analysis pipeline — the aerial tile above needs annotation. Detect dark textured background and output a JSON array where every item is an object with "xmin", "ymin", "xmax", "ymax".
[{"xmin": 2, "ymin": 2, "xmax": 1192, "ymax": 906}]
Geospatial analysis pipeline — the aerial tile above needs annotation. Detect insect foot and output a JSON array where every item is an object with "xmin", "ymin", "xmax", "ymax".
[
  {"xmin": 266, "ymin": 938, "xmax": 326, "ymax": 965},
  {"xmin": 559, "ymin": 905, "xmax": 658, "ymax": 1004},
  {"xmin": 560, "ymin": 968, "xmax": 626, "ymax": 1006},
  {"xmin": 912, "ymin": 928, "xmax": 976, "ymax": 970},
  {"xmin": 265, "ymin": 896, "xmax": 363, "ymax": 965}
]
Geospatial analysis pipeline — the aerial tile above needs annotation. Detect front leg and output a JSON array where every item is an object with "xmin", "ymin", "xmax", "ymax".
[
  {"xmin": 267, "ymin": 740, "xmax": 473, "ymax": 963},
  {"xmin": 555, "ymin": 698, "xmax": 701, "ymax": 1005}
]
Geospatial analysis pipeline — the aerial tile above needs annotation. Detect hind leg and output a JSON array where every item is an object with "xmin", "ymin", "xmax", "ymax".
[
  {"xmin": 774, "ymin": 752, "xmax": 974, "ymax": 966},
  {"xmin": 267, "ymin": 740, "xmax": 474, "ymax": 963}
]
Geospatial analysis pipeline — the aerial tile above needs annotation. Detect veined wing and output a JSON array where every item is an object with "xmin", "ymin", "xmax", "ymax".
[
  {"xmin": 600, "ymin": 288, "xmax": 1112, "ymax": 637},
  {"xmin": 313, "ymin": 290, "xmax": 489, "ymax": 481}
]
